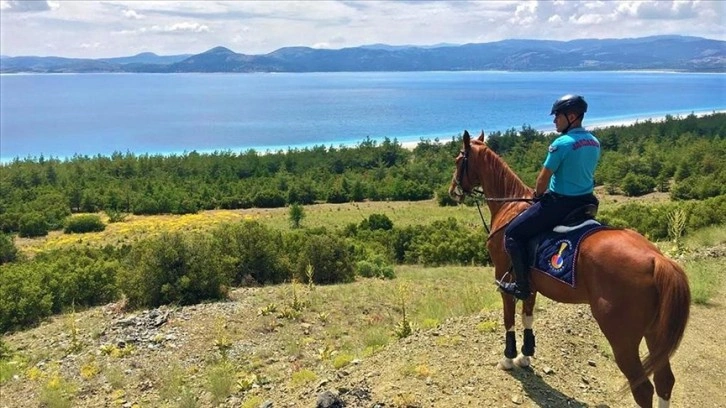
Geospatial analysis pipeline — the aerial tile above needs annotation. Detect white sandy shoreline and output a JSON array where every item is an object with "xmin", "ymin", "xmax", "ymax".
[
  {"xmin": 1, "ymin": 110, "xmax": 722, "ymax": 162},
  {"xmin": 397, "ymin": 109, "xmax": 725, "ymax": 150}
]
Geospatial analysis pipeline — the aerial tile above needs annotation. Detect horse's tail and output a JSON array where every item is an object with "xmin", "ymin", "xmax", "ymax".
[{"xmin": 641, "ymin": 255, "xmax": 691, "ymax": 377}]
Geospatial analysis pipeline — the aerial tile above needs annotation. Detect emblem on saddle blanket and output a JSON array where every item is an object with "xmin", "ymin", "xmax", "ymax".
[{"xmin": 533, "ymin": 222, "xmax": 608, "ymax": 287}]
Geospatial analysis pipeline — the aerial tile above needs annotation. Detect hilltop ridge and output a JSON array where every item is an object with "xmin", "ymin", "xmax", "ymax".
[{"xmin": 1, "ymin": 35, "xmax": 724, "ymax": 73}]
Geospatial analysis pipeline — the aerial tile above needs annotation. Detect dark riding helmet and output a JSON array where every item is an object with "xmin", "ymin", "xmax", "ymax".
[{"xmin": 550, "ymin": 94, "xmax": 588, "ymax": 116}]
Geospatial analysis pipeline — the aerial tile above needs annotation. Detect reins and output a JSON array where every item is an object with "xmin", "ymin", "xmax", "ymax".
[
  {"xmin": 467, "ymin": 186, "xmax": 533, "ymax": 235},
  {"xmin": 454, "ymin": 149, "xmax": 533, "ymax": 235}
]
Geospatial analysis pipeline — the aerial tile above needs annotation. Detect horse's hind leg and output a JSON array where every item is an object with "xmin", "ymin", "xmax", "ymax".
[
  {"xmin": 645, "ymin": 333, "xmax": 675, "ymax": 408},
  {"xmin": 610, "ymin": 341, "xmax": 654, "ymax": 407},
  {"xmin": 595, "ymin": 311, "xmax": 653, "ymax": 406}
]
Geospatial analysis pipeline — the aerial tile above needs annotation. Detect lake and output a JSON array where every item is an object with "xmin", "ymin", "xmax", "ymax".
[{"xmin": 1, "ymin": 71, "xmax": 724, "ymax": 162}]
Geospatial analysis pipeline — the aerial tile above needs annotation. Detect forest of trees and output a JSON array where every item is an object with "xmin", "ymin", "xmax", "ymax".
[{"xmin": 1, "ymin": 113, "xmax": 724, "ymax": 237}]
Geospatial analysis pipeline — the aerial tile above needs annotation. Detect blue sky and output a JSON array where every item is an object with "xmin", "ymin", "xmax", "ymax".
[{"xmin": 1, "ymin": 0, "xmax": 724, "ymax": 58}]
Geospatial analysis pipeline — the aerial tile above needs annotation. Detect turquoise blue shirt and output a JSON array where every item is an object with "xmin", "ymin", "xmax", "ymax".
[{"xmin": 542, "ymin": 127, "xmax": 600, "ymax": 196}]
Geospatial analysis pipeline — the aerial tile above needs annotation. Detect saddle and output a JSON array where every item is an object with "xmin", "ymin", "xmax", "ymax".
[
  {"xmin": 527, "ymin": 204, "xmax": 598, "ymax": 253},
  {"xmin": 552, "ymin": 204, "xmax": 599, "ymax": 232},
  {"xmin": 528, "ymin": 204, "xmax": 605, "ymax": 287}
]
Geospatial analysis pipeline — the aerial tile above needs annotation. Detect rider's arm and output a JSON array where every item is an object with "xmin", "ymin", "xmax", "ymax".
[{"xmin": 535, "ymin": 167, "xmax": 553, "ymax": 196}]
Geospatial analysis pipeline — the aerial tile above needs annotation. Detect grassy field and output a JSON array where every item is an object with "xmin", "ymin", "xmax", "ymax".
[
  {"xmin": 14, "ymin": 191, "xmax": 678, "ymax": 256},
  {"xmin": 15, "ymin": 199, "xmax": 486, "ymax": 256}
]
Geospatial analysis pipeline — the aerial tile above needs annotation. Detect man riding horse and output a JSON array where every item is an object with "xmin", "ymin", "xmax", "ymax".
[
  {"xmin": 498, "ymin": 94, "xmax": 601, "ymax": 300},
  {"xmin": 449, "ymin": 97, "xmax": 690, "ymax": 408}
]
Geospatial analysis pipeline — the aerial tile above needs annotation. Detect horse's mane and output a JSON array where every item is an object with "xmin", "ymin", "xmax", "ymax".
[{"xmin": 471, "ymin": 139, "xmax": 532, "ymax": 199}]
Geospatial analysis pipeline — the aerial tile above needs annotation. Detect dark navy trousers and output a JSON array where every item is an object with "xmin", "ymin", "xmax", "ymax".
[{"xmin": 504, "ymin": 192, "xmax": 599, "ymax": 256}]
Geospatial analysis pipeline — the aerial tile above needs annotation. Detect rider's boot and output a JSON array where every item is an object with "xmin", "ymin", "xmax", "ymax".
[{"xmin": 498, "ymin": 246, "xmax": 531, "ymax": 300}]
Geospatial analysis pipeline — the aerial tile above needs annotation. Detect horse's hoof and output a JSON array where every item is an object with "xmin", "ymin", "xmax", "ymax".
[
  {"xmin": 497, "ymin": 358, "xmax": 514, "ymax": 370},
  {"xmin": 514, "ymin": 354, "xmax": 531, "ymax": 368}
]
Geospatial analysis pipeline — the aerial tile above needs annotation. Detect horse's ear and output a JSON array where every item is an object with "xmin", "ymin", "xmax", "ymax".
[
  {"xmin": 477, "ymin": 130, "xmax": 485, "ymax": 143},
  {"xmin": 463, "ymin": 130, "xmax": 471, "ymax": 151}
]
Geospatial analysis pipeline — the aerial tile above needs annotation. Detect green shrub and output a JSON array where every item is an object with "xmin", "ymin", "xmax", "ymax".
[
  {"xmin": 356, "ymin": 260, "xmax": 377, "ymax": 278},
  {"xmin": 688, "ymin": 195, "xmax": 726, "ymax": 231},
  {"xmin": 104, "ymin": 210, "xmax": 127, "ymax": 223},
  {"xmin": 0, "ymin": 212, "xmax": 21, "ymax": 234},
  {"xmin": 436, "ymin": 187, "xmax": 458, "ymax": 206},
  {"xmin": 599, "ymin": 197, "xmax": 726, "ymax": 240},
  {"xmin": 119, "ymin": 232, "xmax": 233, "ymax": 309},
  {"xmin": 0, "ymin": 247, "xmax": 121, "ymax": 332},
  {"xmin": 600, "ymin": 202, "xmax": 676, "ymax": 240},
  {"xmin": 390, "ymin": 180, "xmax": 433, "ymax": 201},
  {"xmin": 355, "ymin": 256, "xmax": 396, "ymax": 279},
  {"xmin": 34, "ymin": 248, "xmax": 120, "ymax": 312},
  {"xmin": 402, "ymin": 218, "xmax": 490, "ymax": 266},
  {"xmin": 18, "ymin": 213, "xmax": 49, "ymax": 237},
  {"xmin": 64, "ymin": 214, "xmax": 105, "ymax": 234},
  {"xmin": 326, "ymin": 186, "xmax": 349, "ymax": 204},
  {"xmin": 0, "ymin": 233, "xmax": 18, "ymax": 264},
  {"xmin": 289, "ymin": 203, "xmax": 305, "ymax": 229},
  {"xmin": 212, "ymin": 221, "xmax": 290, "ymax": 285},
  {"xmin": 0, "ymin": 263, "xmax": 53, "ymax": 332},
  {"xmin": 252, "ymin": 189, "xmax": 286, "ymax": 208},
  {"xmin": 360, "ymin": 213, "xmax": 393, "ymax": 231},
  {"xmin": 621, "ymin": 173, "xmax": 656, "ymax": 197},
  {"xmin": 295, "ymin": 233, "xmax": 354, "ymax": 284}
]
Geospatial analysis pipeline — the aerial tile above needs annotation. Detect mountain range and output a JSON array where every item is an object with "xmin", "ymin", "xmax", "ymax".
[{"xmin": 1, "ymin": 35, "xmax": 724, "ymax": 73}]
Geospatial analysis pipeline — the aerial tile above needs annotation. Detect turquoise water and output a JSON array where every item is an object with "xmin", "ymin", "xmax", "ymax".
[{"xmin": 1, "ymin": 71, "xmax": 724, "ymax": 162}]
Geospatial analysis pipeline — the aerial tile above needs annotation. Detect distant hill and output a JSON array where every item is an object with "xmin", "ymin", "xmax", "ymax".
[
  {"xmin": 1, "ymin": 35, "xmax": 724, "ymax": 73},
  {"xmin": 98, "ymin": 52, "xmax": 191, "ymax": 65}
]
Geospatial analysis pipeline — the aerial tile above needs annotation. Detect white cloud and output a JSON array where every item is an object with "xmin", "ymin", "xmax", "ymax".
[
  {"xmin": 147, "ymin": 22, "xmax": 210, "ymax": 34},
  {"xmin": 569, "ymin": 12, "xmax": 605, "ymax": 25},
  {"xmin": 123, "ymin": 9, "xmax": 143, "ymax": 20},
  {"xmin": 635, "ymin": 0, "xmax": 698, "ymax": 20},
  {"xmin": 80, "ymin": 42, "xmax": 101, "ymax": 49},
  {"xmin": 0, "ymin": 0, "xmax": 722, "ymax": 58},
  {"xmin": 509, "ymin": 1, "xmax": 539, "ymax": 26}
]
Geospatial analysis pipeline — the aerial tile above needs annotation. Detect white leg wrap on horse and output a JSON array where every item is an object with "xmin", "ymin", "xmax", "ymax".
[
  {"xmin": 514, "ymin": 353, "xmax": 531, "ymax": 367},
  {"xmin": 522, "ymin": 315, "xmax": 533, "ymax": 330},
  {"xmin": 498, "ymin": 357, "xmax": 514, "ymax": 370},
  {"xmin": 658, "ymin": 397, "xmax": 670, "ymax": 408}
]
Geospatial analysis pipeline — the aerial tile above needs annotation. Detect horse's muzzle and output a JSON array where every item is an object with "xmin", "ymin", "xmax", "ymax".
[{"xmin": 449, "ymin": 185, "xmax": 465, "ymax": 202}]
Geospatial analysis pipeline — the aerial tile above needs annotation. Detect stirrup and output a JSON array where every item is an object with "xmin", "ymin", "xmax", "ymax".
[{"xmin": 497, "ymin": 281, "xmax": 531, "ymax": 300}]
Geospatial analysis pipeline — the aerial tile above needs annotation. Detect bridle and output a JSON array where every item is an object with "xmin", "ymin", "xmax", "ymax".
[
  {"xmin": 453, "ymin": 147, "xmax": 534, "ymax": 235},
  {"xmin": 452, "ymin": 149, "xmax": 472, "ymax": 198}
]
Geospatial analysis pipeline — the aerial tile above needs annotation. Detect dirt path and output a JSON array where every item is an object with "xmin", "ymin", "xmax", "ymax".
[{"xmin": 300, "ymin": 281, "xmax": 726, "ymax": 407}]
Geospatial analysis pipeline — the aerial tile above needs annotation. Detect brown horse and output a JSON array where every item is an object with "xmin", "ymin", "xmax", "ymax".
[{"xmin": 448, "ymin": 130, "xmax": 690, "ymax": 408}]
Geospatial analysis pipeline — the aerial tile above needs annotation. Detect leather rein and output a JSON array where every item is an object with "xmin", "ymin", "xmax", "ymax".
[{"xmin": 454, "ymin": 149, "xmax": 534, "ymax": 235}]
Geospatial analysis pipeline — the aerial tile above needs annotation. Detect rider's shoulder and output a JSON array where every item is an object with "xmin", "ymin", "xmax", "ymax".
[{"xmin": 553, "ymin": 134, "xmax": 576, "ymax": 145}]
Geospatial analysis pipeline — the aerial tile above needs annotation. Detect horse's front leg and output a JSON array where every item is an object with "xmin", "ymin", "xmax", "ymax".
[
  {"xmin": 514, "ymin": 294, "xmax": 537, "ymax": 368},
  {"xmin": 498, "ymin": 292, "xmax": 518, "ymax": 370}
]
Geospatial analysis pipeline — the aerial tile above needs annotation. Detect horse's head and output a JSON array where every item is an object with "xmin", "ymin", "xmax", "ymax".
[{"xmin": 448, "ymin": 130, "xmax": 485, "ymax": 202}]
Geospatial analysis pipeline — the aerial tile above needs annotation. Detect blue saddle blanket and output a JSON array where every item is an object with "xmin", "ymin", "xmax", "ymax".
[{"xmin": 532, "ymin": 223, "xmax": 608, "ymax": 287}]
